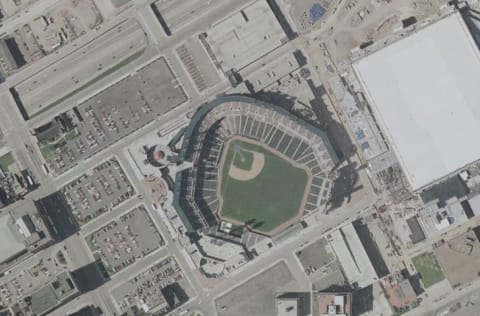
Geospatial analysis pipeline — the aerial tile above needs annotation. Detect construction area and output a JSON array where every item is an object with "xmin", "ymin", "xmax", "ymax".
[
  {"xmin": 29, "ymin": 0, "xmax": 103, "ymax": 53},
  {"xmin": 286, "ymin": 0, "xmax": 332, "ymax": 33},
  {"xmin": 9, "ymin": 0, "xmax": 103, "ymax": 67},
  {"xmin": 434, "ymin": 229, "xmax": 480, "ymax": 289}
]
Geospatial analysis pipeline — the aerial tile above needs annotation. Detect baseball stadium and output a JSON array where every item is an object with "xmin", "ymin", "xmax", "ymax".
[{"xmin": 173, "ymin": 96, "xmax": 338, "ymax": 237}]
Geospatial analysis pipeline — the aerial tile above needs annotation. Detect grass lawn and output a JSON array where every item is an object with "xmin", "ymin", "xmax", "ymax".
[
  {"xmin": 40, "ymin": 144, "xmax": 56, "ymax": 160},
  {"xmin": 412, "ymin": 252, "xmax": 445, "ymax": 288},
  {"xmin": 40, "ymin": 132, "xmax": 75, "ymax": 160},
  {"xmin": 56, "ymin": 250, "xmax": 67, "ymax": 265},
  {"xmin": 0, "ymin": 152, "xmax": 14, "ymax": 171},
  {"xmin": 220, "ymin": 139, "xmax": 308, "ymax": 234},
  {"xmin": 64, "ymin": 130, "xmax": 77, "ymax": 141},
  {"xmin": 40, "ymin": 138, "xmax": 67, "ymax": 160}
]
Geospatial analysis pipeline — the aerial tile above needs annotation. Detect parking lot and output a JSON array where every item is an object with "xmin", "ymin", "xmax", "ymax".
[
  {"xmin": 215, "ymin": 261, "xmax": 299, "ymax": 316},
  {"xmin": 176, "ymin": 38, "xmax": 220, "ymax": 92},
  {"xmin": 39, "ymin": 57, "xmax": 186, "ymax": 175},
  {"xmin": 0, "ymin": 248, "xmax": 67, "ymax": 307},
  {"xmin": 86, "ymin": 205, "xmax": 164, "ymax": 275},
  {"xmin": 295, "ymin": 237, "xmax": 346, "ymax": 291},
  {"xmin": 296, "ymin": 237, "xmax": 335, "ymax": 275},
  {"xmin": 111, "ymin": 256, "xmax": 192, "ymax": 313},
  {"xmin": 62, "ymin": 158, "xmax": 135, "ymax": 225}
]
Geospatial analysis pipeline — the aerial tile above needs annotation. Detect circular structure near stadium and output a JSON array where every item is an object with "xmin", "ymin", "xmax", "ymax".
[
  {"xmin": 146, "ymin": 144, "xmax": 172, "ymax": 167},
  {"xmin": 173, "ymin": 96, "xmax": 338, "ymax": 237}
]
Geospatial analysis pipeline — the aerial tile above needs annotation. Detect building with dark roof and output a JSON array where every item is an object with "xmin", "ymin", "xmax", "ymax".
[
  {"xmin": 0, "ymin": 38, "xmax": 21, "ymax": 77},
  {"xmin": 406, "ymin": 216, "xmax": 426, "ymax": 244},
  {"xmin": 68, "ymin": 305, "xmax": 103, "ymax": 316},
  {"xmin": 29, "ymin": 271, "xmax": 79, "ymax": 315}
]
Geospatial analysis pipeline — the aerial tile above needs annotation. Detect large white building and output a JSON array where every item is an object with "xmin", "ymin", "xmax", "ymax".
[
  {"xmin": 205, "ymin": 0, "xmax": 287, "ymax": 72},
  {"xmin": 353, "ymin": 12, "xmax": 480, "ymax": 191}
]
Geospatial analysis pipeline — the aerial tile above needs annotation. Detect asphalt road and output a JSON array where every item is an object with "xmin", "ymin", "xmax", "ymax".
[{"xmin": 14, "ymin": 19, "xmax": 147, "ymax": 117}]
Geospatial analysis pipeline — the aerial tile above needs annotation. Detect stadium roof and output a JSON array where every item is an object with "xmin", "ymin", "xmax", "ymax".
[
  {"xmin": 174, "ymin": 95, "xmax": 338, "ymax": 233},
  {"xmin": 353, "ymin": 12, "xmax": 480, "ymax": 191}
]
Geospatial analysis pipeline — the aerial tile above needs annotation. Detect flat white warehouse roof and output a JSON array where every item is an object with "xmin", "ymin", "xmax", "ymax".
[
  {"xmin": 206, "ymin": 0, "xmax": 286, "ymax": 72},
  {"xmin": 0, "ymin": 214, "xmax": 25, "ymax": 262},
  {"xmin": 354, "ymin": 12, "xmax": 480, "ymax": 191}
]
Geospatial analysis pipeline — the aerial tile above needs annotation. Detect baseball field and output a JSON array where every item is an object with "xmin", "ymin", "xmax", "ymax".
[{"xmin": 219, "ymin": 138, "xmax": 309, "ymax": 235}]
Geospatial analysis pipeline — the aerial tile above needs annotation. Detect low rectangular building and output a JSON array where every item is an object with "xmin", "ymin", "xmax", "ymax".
[
  {"xmin": 420, "ymin": 197, "xmax": 468, "ymax": 237},
  {"xmin": 30, "ymin": 271, "xmax": 79, "ymax": 315},
  {"xmin": 406, "ymin": 216, "xmax": 426, "ymax": 245},
  {"xmin": 205, "ymin": 0, "xmax": 287, "ymax": 72},
  {"xmin": 329, "ymin": 224, "xmax": 377, "ymax": 288}
]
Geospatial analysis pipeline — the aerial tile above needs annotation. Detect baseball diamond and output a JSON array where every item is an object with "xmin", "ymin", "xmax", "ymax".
[
  {"xmin": 173, "ymin": 96, "xmax": 338, "ymax": 236},
  {"xmin": 217, "ymin": 137, "xmax": 311, "ymax": 235}
]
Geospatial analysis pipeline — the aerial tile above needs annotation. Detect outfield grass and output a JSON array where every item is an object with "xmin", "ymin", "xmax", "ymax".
[
  {"xmin": 220, "ymin": 139, "xmax": 308, "ymax": 234},
  {"xmin": 412, "ymin": 252, "xmax": 445, "ymax": 288},
  {"xmin": 0, "ymin": 152, "xmax": 14, "ymax": 171}
]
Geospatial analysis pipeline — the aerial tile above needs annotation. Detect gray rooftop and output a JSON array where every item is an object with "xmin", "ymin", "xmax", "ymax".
[
  {"xmin": 30, "ymin": 271, "xmax": 78, "ymax": 315},
  {"xmin": 205, "ymin": 0, "xmax": 287, "ymax": 72},
  {"xmin": 0, "ymin": 214, "xmax": 25, "ymax": 263}
]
